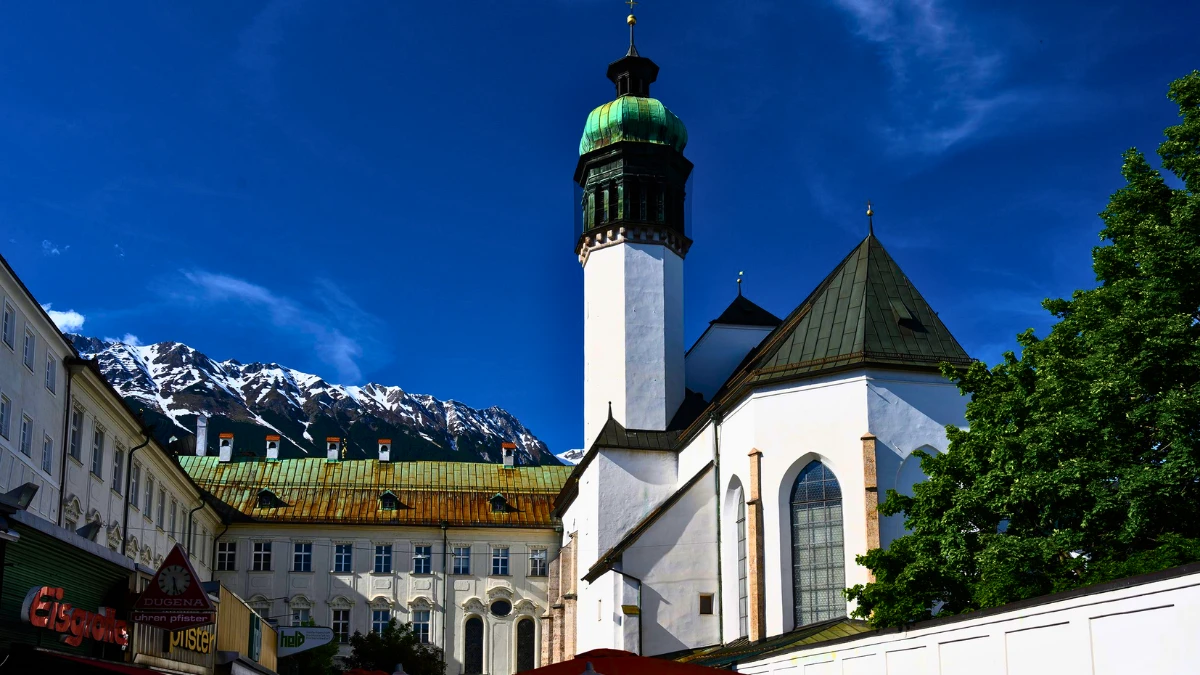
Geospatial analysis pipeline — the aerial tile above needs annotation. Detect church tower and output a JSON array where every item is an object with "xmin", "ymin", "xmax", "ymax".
[{"xmin": 576, "ymin": 10, "xmax": 693, "ymax": 448}]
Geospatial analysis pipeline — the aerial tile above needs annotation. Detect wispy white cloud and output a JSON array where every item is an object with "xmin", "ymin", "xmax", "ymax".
[
  {"xmin": 42, "ymin": 239, "xmax": 69, "ymax": 256},
  {"xmin": 114, "ymin": 244, "xmax": 125, "ymax": 258},
  {"xmin": 104, "ymin": 334, "xmax": 142, "ymax": 346},
  {"xmin": 41, "ymin": 304, "xmax": 85, "ymax": 332},
  {"xmin": 177, "ymin": 271, "xmax": 375, "ymax": 383},
  {"xmin": 830, "ymin": 0, "xmax": 1035, "ymax": 154}
]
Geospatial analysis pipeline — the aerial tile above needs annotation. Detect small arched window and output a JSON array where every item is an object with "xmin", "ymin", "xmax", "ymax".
[{"xmin": 380, "ymin": 491, "xmax": 398, "ymax": 511}]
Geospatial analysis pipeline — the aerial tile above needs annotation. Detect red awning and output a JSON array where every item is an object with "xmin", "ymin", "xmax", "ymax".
[
  {"xmin": 520, "ymin": 649, "xmax": 728, "ymax": 675},
  {"xmin": 45, "ymin": 652, "xmax": 173, "ymax": 674}
]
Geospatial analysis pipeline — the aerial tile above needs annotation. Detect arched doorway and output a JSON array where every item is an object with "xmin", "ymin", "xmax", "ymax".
[
  {"xmin": 516, "ymin": 617, "xmax": 536, "ymax": 672},
  {"xmin": 790, "ymin": 460, "xmax": 845, "ymax": 626},
  {"xmin": 464, "ymin": 616, "xmax": 483, "ymax": 674}
]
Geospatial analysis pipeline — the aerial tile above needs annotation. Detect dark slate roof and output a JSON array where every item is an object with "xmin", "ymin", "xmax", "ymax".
[
  {"xmin": 583, "ymin": 461, "xmax": 714, "ymax": 583},
  {"xmin": 664, "ymin": 618, "xmax": 872, "ymax": 668},
  {"xmin": 740, "ymin": 234, "xmax": 971, "ymax": 387},
  {"xmin": 710, "ymin": 294, "xmax": 783, "ymax": 328},
  {"xmin": 592, "ymin": 415, "xmax": 680, "ymax": 451}
]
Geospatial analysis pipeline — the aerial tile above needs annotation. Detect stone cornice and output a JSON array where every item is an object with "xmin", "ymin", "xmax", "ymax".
[{"xmin": 577, "ymin": 223, "xmax": 692, "ymax": 265}]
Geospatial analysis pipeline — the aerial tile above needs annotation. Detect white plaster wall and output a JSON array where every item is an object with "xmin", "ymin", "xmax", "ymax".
[
  {"xmin": 215, "ymin": 524, "xmax": 557, "ymax": 675},
  {"xmin": 0, "ymin": 267, "xmax": 70, "ymax": 522},
  {"xmin": 619, "ymin": 468, "xmax": 720, "ymax": 656},
  {"xmin": 595, "ymin": 449, "xmax": 679, "ymax": 554},
  {"xmin": 576, "ymin": 568, "xmax": 617, "ymax": 653},
  {"xmin": 583, "ymin": 243, "xmax": 684, "ymax": 447},
  {"xmin": 865, "ymin": 370, "xmax": 967, "ymax": 547},
  {"xmin": 677, "ymin": 425, "xmax": 713, "ymax": 491},
  {"xmin": 685, "ymin": 325, "xmax": 774, "ymax": 400},
  {"xmin": 736, "ymin": 569, "xmax": 1200, "ymax": 675}
]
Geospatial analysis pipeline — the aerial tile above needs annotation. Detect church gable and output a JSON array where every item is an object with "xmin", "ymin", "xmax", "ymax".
[{"xmin": 746, "ymin": 235, "xmax": 971, "ymax": 387}]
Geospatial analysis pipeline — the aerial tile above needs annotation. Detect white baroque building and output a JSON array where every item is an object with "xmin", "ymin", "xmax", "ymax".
[{"xmin": 542, "ymin": 27, "xmax": 972, "ymax": 661}]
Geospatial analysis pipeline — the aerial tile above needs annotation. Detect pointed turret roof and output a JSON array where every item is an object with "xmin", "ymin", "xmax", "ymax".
[
  {"xmin": 710, "ymin": 294, "xmax": 783, "ymax": 328},
  {"xmin": 738, "ymin": 234, "xmax": 972, "ymax": 387}
]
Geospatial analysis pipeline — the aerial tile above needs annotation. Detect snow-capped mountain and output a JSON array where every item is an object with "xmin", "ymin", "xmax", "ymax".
[
  {"xmin": 68, "ymin": 335, "xmax": 557, "ymax": 465},
  {"xmin": 555, "ymin": 449, "xmax": 585, "ymax": 465}
]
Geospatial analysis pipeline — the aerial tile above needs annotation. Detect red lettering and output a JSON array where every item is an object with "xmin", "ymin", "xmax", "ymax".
[
  {"xmin": 23, "ymin": 586, "xmax": 53, "ymax": 628},
  {"xmin": 114, "ymin": 620, "xmax": 128, "ymax": 647},
  {"xmin": 22, "ymin": 586, "xmax": 127, "ymax": 647},
  {"xmin": 54, "ymin": 602, "xmax": 71, "ymax": 631}
]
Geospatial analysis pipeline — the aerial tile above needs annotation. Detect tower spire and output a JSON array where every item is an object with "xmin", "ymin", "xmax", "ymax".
[
  {"xmin": 626, "ymin": 0, "xmax": 639, "ymax": 56},
  {"xmin": 866, "ymin": 200, "xmax": 874, "ymax": 236}
]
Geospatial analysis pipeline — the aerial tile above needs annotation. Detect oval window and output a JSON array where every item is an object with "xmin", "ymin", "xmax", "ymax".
[{"xmin": 490, "ymin": 600, "xmax": 512, "ymax": 617}]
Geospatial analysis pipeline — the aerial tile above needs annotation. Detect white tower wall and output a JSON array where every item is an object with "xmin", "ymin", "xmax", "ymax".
[{"xmin": 583, "ymin": 241, "xmax": 684, "ymax": 447}]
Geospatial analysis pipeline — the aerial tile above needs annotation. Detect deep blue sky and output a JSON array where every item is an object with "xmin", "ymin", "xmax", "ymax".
[{"xmin": 3, "ymin": 1, "xmax": 1196, "ymax": 454}]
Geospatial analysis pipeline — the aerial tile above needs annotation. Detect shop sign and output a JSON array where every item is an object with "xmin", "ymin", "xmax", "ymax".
[
  {"xmin": 277, "ymin": 626, "xmax": 335, "ymax": 657},
  {"xmin": 170, "ymin": 626, "xmax": 215, "ymax": 653},
  {"xmin": 20, "ymin": 585, "xmax": 129, "ymax": 648},
  {"xmin": 132, "ymin": 544, "xmax": 216, "ymax": 631}
]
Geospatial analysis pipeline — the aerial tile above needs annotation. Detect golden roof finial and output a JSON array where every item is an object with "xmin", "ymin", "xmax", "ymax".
[
  {"xmin": 737, "ymin": 270, "xmax": 744, "ymax": 296},
  {"xmin": 626, "ymin": 0, "xmax": 638, "ymax": 46},
  {"xmin": 866, "ymin": 200, "xmax": 874, "ymax": 236}
]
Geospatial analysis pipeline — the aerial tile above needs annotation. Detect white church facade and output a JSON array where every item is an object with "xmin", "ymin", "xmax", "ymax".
[{"xmin": 542, "ymin": 20, "xmax": 973, "ymax": 660}]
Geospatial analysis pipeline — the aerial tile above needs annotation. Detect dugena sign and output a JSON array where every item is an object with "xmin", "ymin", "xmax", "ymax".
[
  {"xmin": 277, "ymin": 626, "xmax": 335, "ymax": 657},
  {"xmin": 20, "ymin": 586, "xmax": 129, "ymax": 648}
]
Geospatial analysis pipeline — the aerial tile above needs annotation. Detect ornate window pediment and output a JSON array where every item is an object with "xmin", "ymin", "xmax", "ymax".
[
  {"xmin": 290, "ymin": 595, "xmax": 313, "ymax": 610},
  {"xmin": 62, "ymin": 496, "xmax": 82, "ymax": 523},
  {"xmin": 328, "ymin": 595, "xmax": 354, "ymax": 610},
  {"xmin": 487, "ymin": 585, "xmax": 514, "ymax": 601},
  {"xmin": 86, "ymin": 508, "xmax": 102, "ymax": 524},
  {"xmin": 106, "ymin": 523, "xmax": 122, "ymax": 550},
  {"xmin": 153, "ymin": 555, "xmax": 164, "ymax": 568},
  {"xmin": 141, "ymin": 546, "xmax": 153, "ymax": 564},
  {"xmin": 369, "ymin": 596, "xmax": 394, "ymax": 610},
  {"xmin": 514, "ymin": 599, "xmax": 539, "ymax": 615},
  {"xmin": 461, "ymin": 596, "xmax": 485, "ymax": 613},
  {"xmin": 248, "ymin": 595, "xmax": 272, "ymax": 614},
  {"xmin": 126, "ymin": 536, "xmax": 139, "ymax": 559},
  {"xmin": 408, "ymin": 595, "xmax": 433, "ymax": 610}
]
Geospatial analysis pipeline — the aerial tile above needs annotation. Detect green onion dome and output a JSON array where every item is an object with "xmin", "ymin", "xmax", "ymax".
[{"xmin": 579, "ymin": 95, "xmax": 688, "ymax": 156}]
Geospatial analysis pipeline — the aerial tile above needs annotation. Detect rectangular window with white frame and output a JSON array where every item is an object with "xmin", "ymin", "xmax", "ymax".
[
  {"xmin": 452, "ymin": 546, "xmax": 470, "ymax": 575},
  {"xmin": 374, "ymin": 544, "xmax": 392, "ymax": 573},
  {"xmin": 112, "ymin": 446, "xmax": 126, "ymax": 495},
  {"xmin": 371, "ymin": 609, "xmax": 391, "ymax": 633},
  {"xmin": 45, "ymin": 355, "xmax": 56, "ymax": 394},
  {"xmin": 529, "ymin": 548, "xmax": 548, "ymax": 577},
  {"xmin": 0, "ymin": 395, "xmax": 10, "ymax": 439},
  {"xmin": 413, "ymin": 545, "xmax": 431, "ymax": 574},
  {"xmin": 144, "ymin": 475, "xmax": 154, "ymax": 519},
  {"xmin": 1, "ymin": 301, "xmax": 14, "ymax": 348},
  {"xmin": 334, "ymin": 543, "xmax": 352, "ymax": 572},
  {"xmin": 216, "ymin": 541, "xmax": 236, "ymax": 571},
  {"xmin": 68, "ymin": 408, "xmax": 83, "ymax": 460},
  {"xmin": 491, "ymin": 546, "xmax": 510, "ymax": 576},
  {"xmin": 292, "ymin": 608, "xmax": 311, "ymax": 626},
  {"xmin": 252, "ymin": 541, "xmax": 272, "ymax": 571},
  {"xmin": 19, "ymin": 415, "xmax": 33, "ymax": 457},
  {"xmin": 332, "ymin": 609, "xmax": 350, "ymax": 643},
  {"xmin": 22, "ymin": 327, "xmax": 34, "ymax": 370},
  {"xmin": 91, "ymin": 426, "xmax": 105, "ymax": 477},
  {"xmin": 156, "ymin": 487, "xmax": 166, "ymax": 528},
  {"xmin": 41, "ymin": 434, "xmax": 53, "ymax": 473},
  {"xmin": 169, "ymin": 498, "xmax": 178, "ymax": 538},
  {"xmin": 130, "ymin": 464, "xmax": 141, "ymax": 508},
  {"xmin": 412, "ymin": 609, "xmax": 430, "ymax": 643},
  {"xmin": 293, "ymin": 542, "xmax": 313, "ymax": 572}
]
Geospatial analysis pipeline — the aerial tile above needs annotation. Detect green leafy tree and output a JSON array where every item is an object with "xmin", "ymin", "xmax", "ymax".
[
  {"xmin": 846, "ymin": 71, "xmax": 1200, "ymax": 629},
  {"xmin": 277, "ymin": 620, "xmax": 342, "ymax": 675},
  {"xmin": 345, "ymin": 619, "xmax": 444, "ymax": 675}
]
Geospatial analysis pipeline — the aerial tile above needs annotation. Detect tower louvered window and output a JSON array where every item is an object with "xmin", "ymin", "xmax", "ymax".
[{"xmin": 790, "ymin": 461, "xmax": 845, "ymax": 627}]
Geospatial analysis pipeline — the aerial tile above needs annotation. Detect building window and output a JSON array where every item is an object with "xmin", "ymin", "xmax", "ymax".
[
  {"xmin": 516, "ymin": 617, "xmax": 536, "ymax": 672},
  {"xmin": 699, "ymin": 593, "xmax": 715, "ymax": 615},
  {"xmin": 156, "ymin": 488, "xmax": 166, "ymax": 528},
  {"xmin": 452, "ymin": 546, "xmax": 470, "ymax": 575},
  {"xmin": 252, "ymin": 542, "xmax": 272, "ymax": 571},
  {"xmin": 529, "ymin": 548, "xmax": 548, "ymax": 577},
  {"xmin": 41, "ymin": 434, "xmax": 53, "ymax": 473},
  {"xmin": 217, "ymin": 541, "xmax": 236, "ymax": 571},
  {"xmin": 23, "ymin": 328, "xmax": 35, "ymax": 370},
  {"xmin": 144, "ymin": 476, "xmax": 154, "ymax": 519},
  {"xmin": 374, "ymin": 544, "xmax": 392, "ymax": 573},
  {"xmin": 0, "ymin": 395, "xmax": 10, "ymax": 439},
  {"xmin": 169, "ymin": 498, "xmax": 178, "ymax": 538},
  {"xmin": 380, "ymin": 491, "xmax": 398, "ymax": 510},
  {"xmin": 130, "ymin": 464, "xmax": 141, "ymax": 508},
  {"xmin": 19, "ymin": 415, "xmax": 33, "ymax": 457},
  {"xmin": 91, "ymin": 427, "xmax": 106, "ymax": 476},
  {"xmin": 737, "ymin": 493, "xmax": 748, "ymax": 638},
  {"xmin": 491, "ymin": 547, "xmax": 509, "ymax": 576},
  {"xmin": 45, "ymin": 355, "xmax": 57, "ymax": 394},
  {"xmin": 413, "ymin": 545, "xmax": 431, "ymax": 574},
  {"xmin": 371, "ymin": 609, "xmax": 391, "ymax": 634},
  {"xmin": 293, "ymin": 542, "xmax": 313, "ymax": 572},
  {"xmin": 790, "ymin": 460, "xmax": 846, "ymax": 627},
  {"xmin": 464, "ymin": 617, "xmax": 484, "ymax": 674},
  {"xmin": 112, "ymin": 447, "xmax": 126, "ymax": 495},
  {"xmin": 411, "ymin": 609, "xmax": 430, "ymax": 644},
  {"xmin": 332, "ymin": 609, "xmax": 350, "ymax": 643},
  {"xmin": 292, "ymin": 608, "xmax": 311, "ymax": 626},
  {"xmin": 1, "ymin": 302, "xmax": 13, "ymax": 348},
  {"xmin": 334, "ymin": 543, "xmax": 353, "ymax": 572},
  {"xmin": 68, "ymin": 408, "xmax": 83, "ymax": 460}
]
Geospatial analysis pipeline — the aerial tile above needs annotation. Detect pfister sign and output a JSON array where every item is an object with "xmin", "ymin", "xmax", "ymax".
[{"xmin": 278, "ymin": 626, "xmax": 335, "ymax": 657}]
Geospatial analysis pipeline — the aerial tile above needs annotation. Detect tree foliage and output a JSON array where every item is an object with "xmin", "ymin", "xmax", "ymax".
[
  {"xmin": 345, "ymin": 619, "xmax": 445, "ymax": 675},
  {"xmin": 846, "ymin": 71, "xmax": 1200, "ymax": 628}
]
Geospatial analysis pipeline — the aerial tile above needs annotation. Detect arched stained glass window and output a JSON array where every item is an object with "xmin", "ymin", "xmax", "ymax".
[
  {"xmin": 790, "ymin": 460, "xmax": 845, "ymax": 626},
  {"xmin": 736, "ymin": 493, "xmax": 748, "ymax": 638}
]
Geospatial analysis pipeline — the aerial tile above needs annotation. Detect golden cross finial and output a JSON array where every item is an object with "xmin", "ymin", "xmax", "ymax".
[
  {"xmin": 626, "ymin": 0, "xmax": 638, "ymax": 10},
  {"xmin": 866, "ymin": 200, "xmax": 875, "ymax": 236},
  {"xmin": 737, "ymin": 271, "xmax": 744, "ymax": 296}
]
